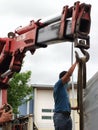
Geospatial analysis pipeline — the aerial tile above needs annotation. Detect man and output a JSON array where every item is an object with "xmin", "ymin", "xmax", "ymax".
[
  {"xmin": 53, "ymin": 60, "xmax": 78, "ymax": 130},
  {"xmin": 0, "ymin": 104, "xmax": 13, "ymax": 124}
]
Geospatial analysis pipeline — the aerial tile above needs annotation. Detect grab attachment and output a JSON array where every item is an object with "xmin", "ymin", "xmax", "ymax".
[{"xmin": 75, "ymin": 48, "xmax": 90, "ymax": 130}]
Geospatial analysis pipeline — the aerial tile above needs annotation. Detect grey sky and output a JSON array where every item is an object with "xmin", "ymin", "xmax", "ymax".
[{"xmin": 0, "ymin": 0, "xmax": 97, "ymax": 85}]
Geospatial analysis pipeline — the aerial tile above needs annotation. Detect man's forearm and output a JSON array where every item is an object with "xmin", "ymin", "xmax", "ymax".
[{"xmin": 67, "ymin": 61, "xmax": 77, "ymax": 76}]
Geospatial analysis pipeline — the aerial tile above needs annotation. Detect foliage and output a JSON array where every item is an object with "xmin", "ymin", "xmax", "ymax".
[{"xmin": 7, "ymin": 71, "xmax": 33, "ymax": 114}]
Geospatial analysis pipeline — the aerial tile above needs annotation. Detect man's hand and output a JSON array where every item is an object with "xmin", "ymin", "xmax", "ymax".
[
  {"xmin": 71, "ymin": 106, "xmax": 79, "ymax": 110},
  {"xmin": 75, "ymin": 51, "xmax": 81, "ymax": 63}
]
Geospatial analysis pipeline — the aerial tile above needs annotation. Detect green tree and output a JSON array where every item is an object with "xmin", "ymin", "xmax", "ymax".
[{"xmin": 7, "ymin": 71, "xmax": 33, "ymax": 114}]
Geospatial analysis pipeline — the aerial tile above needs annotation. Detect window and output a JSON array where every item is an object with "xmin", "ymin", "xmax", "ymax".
[
  {"xmin": 42, "ymin": 109, "xmax": 53, "ymax": 112},
  {"xmin": 42, "ymin": 116, "xmax": 52, "ymax": 120},
  {"xmin": 41, "ymin": 108, "xmax": 53, "ymax": 120}
]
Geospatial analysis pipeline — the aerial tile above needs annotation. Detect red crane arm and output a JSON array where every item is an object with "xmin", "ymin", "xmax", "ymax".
[{"xmin": 0, "ymin": 1, "xmax": 91, "ymax": 104}]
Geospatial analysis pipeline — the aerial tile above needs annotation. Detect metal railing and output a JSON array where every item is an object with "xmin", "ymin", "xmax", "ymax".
[{"xmin": 2, "ymin": 114, "xmax": 34, "ymax": 130}]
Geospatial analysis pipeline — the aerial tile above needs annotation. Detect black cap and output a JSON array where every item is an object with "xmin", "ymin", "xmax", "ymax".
[{"xmin": 59, "ymin": 71, "xmax": 67, "ymax": 79}]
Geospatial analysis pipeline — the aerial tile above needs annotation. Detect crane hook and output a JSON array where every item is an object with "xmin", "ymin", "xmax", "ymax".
[{"xmin": 75, "ymin": 48, "xmax": 90, "ymax": 63}]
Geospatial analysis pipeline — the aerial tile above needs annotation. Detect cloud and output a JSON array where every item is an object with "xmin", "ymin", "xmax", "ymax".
[
  {"xmin": 0, "ymin": 0, "xmax": 61, "ymax": 18},
  {"xmin": 21, "ymin": 43, "xmax": 73, "ymax": 84}
]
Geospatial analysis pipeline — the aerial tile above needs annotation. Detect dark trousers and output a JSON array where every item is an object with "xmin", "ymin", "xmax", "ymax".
[{"xmin": 53, "ymin": 112, "xmax": 72, "ymax": 130}]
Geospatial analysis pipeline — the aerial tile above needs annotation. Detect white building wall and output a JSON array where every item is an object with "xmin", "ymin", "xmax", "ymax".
[{"xmin": 34, "ymin": 88, "xmax": 54, "ymax": 130}]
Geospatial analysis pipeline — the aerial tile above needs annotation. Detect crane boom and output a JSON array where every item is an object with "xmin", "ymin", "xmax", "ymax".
[{"xmin": 0, "ymin": 1, "xmax": 91, "ymax": 105}]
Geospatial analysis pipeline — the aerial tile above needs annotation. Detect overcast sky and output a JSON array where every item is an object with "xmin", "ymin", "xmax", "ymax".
[{"xmin": 0, "ymin": 0, "xmax": 97, "ymax": 85}]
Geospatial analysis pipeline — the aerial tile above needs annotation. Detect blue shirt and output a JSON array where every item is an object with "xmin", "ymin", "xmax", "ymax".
[{"xmin": 53, "ymin": 79, "xmax": 71, "ymax": 113}]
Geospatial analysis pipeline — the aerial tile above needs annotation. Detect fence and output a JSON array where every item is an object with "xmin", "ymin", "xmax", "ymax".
[{"xmin": 2, "ymin": 114, "xmax": 35, "ymax": 130}]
